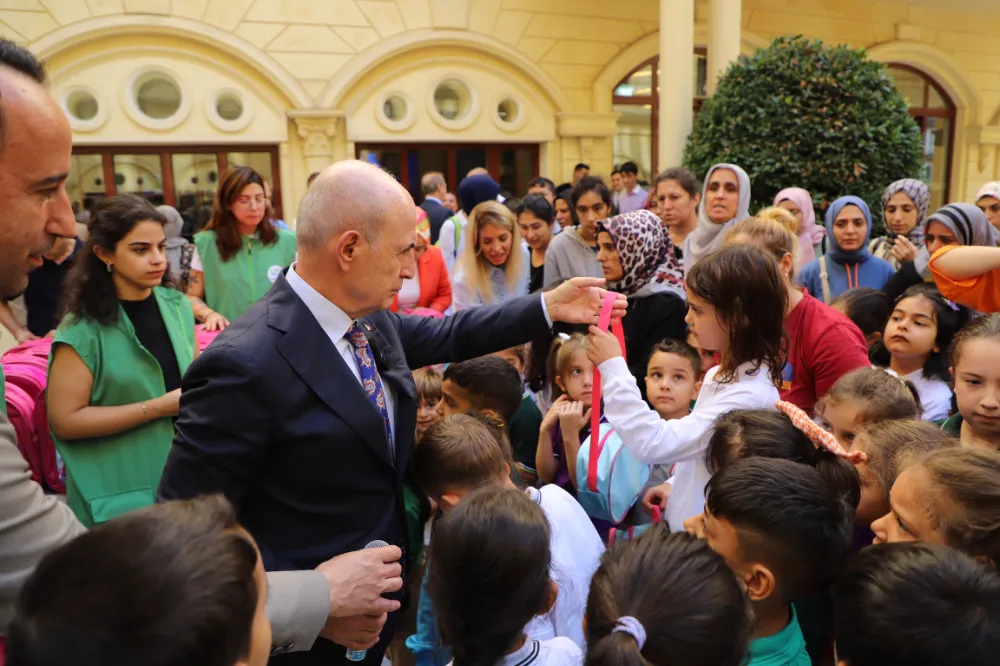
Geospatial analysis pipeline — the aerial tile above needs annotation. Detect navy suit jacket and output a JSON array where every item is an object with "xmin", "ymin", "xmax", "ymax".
[
  {"xmin": 419, "ymin": 198, "xmax": 452, "ymax": 245},
  {"xmin": 158, "ymin": 274, "xmax": 549, "ymax": 625}
]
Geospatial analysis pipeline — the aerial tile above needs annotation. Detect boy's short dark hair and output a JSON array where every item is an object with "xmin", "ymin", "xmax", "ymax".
[
  {"xmin": 412, "ymin": 414, "xmax": 508, "ymax": 499},
  {"xmin": 648, "ymin": 339, "xmax": 701, "ymax": 378},
  {"xmin": 8, "ymin": 495, "xmax": 259, "ymax": 666},
  {"xmin": 527, "ymin": 177, "xmax": 556, "ymax": 196},
  {"xmin": 620, "ymin": 161, "xmax": 639, "ymax": 176},
  {"xmin": 706, "ymin": 457, "xmax": 854, "ymax": 603},
  {"xmin": 834, "ymin": 542, "xmax": 1000, "ymax": 666},
  {"xmin": 573, "ymin": 163, "xmax": 590, "ymax": 172},
  {"xmin": 516, "ymin": 194, "xmax": 554, "ymax": 225},
  {"xmin": 443, "ymin": 356, "xmax": 523, "ymax": 423}
]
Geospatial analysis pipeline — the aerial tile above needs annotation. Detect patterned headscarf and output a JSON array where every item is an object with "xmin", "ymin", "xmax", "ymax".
[
  {"xmin": 825, "ymin": 195, "xmax": 873, "ymax": 265},
  {"xmin": 774, "ymin": 187, "xmax": 824, "ymax": 265},
  {"xmin": 924, "ymin": 203, "xmax": 1000, "ymax": 248},
  {"xmin": 975, "ymin": 181, "xmax": 1000, "ymax": 204},
  {"xmin": 596, "ymin": 209, "xmax": 685, "ymax": 300},
  {"xmin": 881, "ymin": 179, "xmax": 930, "ymax": 246},
  {"xmin": 415, "ymin": 207, "xmax": 430, "ymax": 245}
]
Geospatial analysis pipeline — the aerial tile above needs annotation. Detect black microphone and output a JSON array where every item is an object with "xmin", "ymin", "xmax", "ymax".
[{"xmin": 344, "ymin": 540, "xmax": 390, "ymax": 662}]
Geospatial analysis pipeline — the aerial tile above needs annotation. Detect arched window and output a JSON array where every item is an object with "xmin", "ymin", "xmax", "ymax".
[
  {"xmin": 612, "ymin": 52, "xmax": 707, "ymax": 181},
  {"xmin": 886, "ymin": 64, "xmax": 956, "ymax": 210}
]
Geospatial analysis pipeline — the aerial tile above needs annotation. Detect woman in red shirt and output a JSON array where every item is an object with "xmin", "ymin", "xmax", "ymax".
[{"xmin": 391, "ymin": 208, "xmax": 452, "ymax": 314}]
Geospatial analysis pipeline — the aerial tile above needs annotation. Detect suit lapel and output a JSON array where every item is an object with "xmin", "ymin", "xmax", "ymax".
[{"xmin": 269, "ymin": 277, "xmax": 395, "ymax": 469}]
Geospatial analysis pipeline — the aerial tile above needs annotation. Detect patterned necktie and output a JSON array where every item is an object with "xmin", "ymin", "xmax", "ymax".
[{"xmin": 345, "ymin": 321, "xmax": 394, "ymax": 460}]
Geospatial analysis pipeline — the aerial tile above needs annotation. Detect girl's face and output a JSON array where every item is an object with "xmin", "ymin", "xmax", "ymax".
[
  {"xmin": 517, "ymin": 211, "xmax": 553, "ymax": 252},
  {"xmin": 978, "ymin": 196, "xmax": 1000, "ymax": 231},
  {"xmin": 852, "ymin": 434, "xmax": 891, "ymax": 527},
  {"xmin": 684, "ymin": 292, "xmax": 728, "ymax": 357},
  {"xmin": 554, "ymin": 198, "xmax": 572, "ymax": 227},
  {"xmin": 952, "ymin": 339, "xmax": 1000, "ymax": 444},
  {"xmin": 777, "ymin": 199, "xmax": 803, "ymax": 234},
  {"xmin": 883, "ymin": 191, "xmax": 919, "ymax": 237},
  {"xmin": 574, "ymin": 190, "xmax": 609, "ymax": 240},
  {"xmin": 705, "ymin": 169, "xmax": 740, "ymax": 223},
  {"xmin": 230, "ymin": 183, "xmax": 267, "ymax": 231},
  {"xmin": 657, "ymin": 179, "xmax": 700, "ymax": 228},
  {"xmin": 595, "ymin": 231, "xmax": 623, "ymax": 282},
  {"xmin": 832, "ymin": 205, "xmax": 868, "ymax": 252},
  {"xmin": 416, "ymin": 399, "xmax": 439, "ymax": 440},
  {"xmin": 925, "ymin": 220, "xmax": 958, "ymax": 256},
  {"xmin": 871, "ymin": 466, "xmax": 944, "ymax": 546},
  {"xmin": 97, "ymin": 221, "xmax": 168, "ymax": 293},
  {"xmin": 478, "ymin": 223, "xmax": 513, "ymax": 267},
  {"xmin": 884, "ymin": 295, "xmax": 938, "ymax": 364},
  {"xmin": 556, "ymin": 348, "xmax": 594, "ymax": 406},
  {"xmin": 817, "ymin": 397, "xmax": 865, "ymax": 449}
]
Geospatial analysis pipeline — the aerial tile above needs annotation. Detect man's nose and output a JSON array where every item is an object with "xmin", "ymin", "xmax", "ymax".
[{"xmin": 47, "ymin": 188, "xmax": 77, "ymax": 239}]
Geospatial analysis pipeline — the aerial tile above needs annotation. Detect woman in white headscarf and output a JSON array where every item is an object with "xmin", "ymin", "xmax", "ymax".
[
  {"xmin": 156, "ymin": 204, "xmax": 195, "ymax": 292},
  {"xmin": 975, "ymin": 181, "xmax": 1000, "ymax": 231},
  {"xmin": 682, "ymin": 163, "xmax": 752, "ymax": 273}
]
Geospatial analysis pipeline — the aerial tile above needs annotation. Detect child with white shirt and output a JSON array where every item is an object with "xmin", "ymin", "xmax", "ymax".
[
  {"xmin": 587, "ymin": 244, "xmax": 788, "ymax": 531},
  {"xmin": 412, "ymin": 413, "xmax": 604, "ymax": 652},
  {"xmin": 428, "ymin": 486, "xmax": 583, "ymax": 666},
  {"xmin": 871, "ymin": 284, "xmax": 967, "ymax": 421}
]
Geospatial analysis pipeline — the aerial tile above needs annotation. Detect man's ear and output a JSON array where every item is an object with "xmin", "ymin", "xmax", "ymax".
[{"xmin": 334, "ymin": 230, "xmax": 362, "ymax": 267}]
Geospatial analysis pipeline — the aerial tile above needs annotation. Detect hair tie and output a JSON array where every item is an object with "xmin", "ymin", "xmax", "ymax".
[
  {"xmin": 944, "ymin": 299, "xmax": 960, "ymax": 312},
  {"xmin": 775, "ymin": 400, "xmax": 868, "ymax": 464},
  {"xmin": 612, "ymin": 616, "xmax": 647, "ymax": 650}
]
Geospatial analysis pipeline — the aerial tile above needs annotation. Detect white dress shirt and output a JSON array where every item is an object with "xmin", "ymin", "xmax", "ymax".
[
  {"xmin": 599, "ymin": 357, "xmax": 779, "ymax": 531},
  {"xmin": 899, "ymin": 368, "xmax": 953, "ymax": 422},
  {"xmin": 285, "ymin": 264, "xmax": 396, "ymax": 451}
]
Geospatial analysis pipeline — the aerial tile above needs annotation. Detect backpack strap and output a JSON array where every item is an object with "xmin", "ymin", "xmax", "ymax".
[
  {"xmin": 819, "ymin": 255, "xmax": 831, "ymax": 305},
  {"xmin": 587, "ymin": 292, "xmax": 627, "ymax": 493}
]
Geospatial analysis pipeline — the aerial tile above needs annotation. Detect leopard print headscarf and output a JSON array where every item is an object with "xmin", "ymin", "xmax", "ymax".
[{"xmin": 596, "ymin": 209, "xmax": 686, "ymax": 300}]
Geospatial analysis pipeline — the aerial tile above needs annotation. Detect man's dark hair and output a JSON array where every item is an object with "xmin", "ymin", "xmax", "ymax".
[
  {"xmin": 0, "ymin": 39, "xmax": 46, "ymax": 83},
  {"xmin": 515, "ymin": 194, "xmax": 553, "ymax": 225},
  {"xmin": 7, "ymin": 495, "xmax": 260, "ymax": 666},
  {"xmin": 573, "ymin": 163, "xmax": 590, "ymax": 172},
  {"xmin": 527, "ymin": 177, "xmax": 556, "ymax": 197},
  {"xmin": 443, "ymin": 356, "xmax": 523, "ymax": 423},
  {"xmin": 620, "ymin": 161, "xmax": 639, "ymax": 176},
  {"xmin": 706, "ymin": 457, "xmax": 854, "ymax": 604},
  {"xmin": 611, "ymin": 169, "xmax": 621, "ymax": 177},
  {"xmin": 834, "ymin": 542, "xmax": 1000, "ymax": 666},
  {"xmin": 570, "ymin": 175, "xmax": 612, "ymax": 210}
]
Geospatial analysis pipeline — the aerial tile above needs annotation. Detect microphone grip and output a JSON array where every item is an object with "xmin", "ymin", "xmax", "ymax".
[{"xmin": 345, "ymin": 539, "xmax": 391, "ymax": 662}]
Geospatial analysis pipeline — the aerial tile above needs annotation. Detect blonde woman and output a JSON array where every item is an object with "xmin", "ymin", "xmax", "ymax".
[{"xmin": 452, "ymin": 200, "xmax": 530, "ymax": 310}]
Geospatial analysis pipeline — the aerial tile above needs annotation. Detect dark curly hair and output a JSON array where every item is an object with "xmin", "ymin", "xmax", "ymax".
[
  {"xmin": 207, "ymin": 166, "xmax": 278, "ymax": 262},
  {"xmin": 685, "ymin": 244, "xmax": 787, "ymax": 387},
  {"xmin": 60, "ymin": 195, "xmax": 173, "ymax": 326}
]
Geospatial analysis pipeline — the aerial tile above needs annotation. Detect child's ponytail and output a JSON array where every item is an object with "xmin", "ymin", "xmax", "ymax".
[{"xmin": 586, "ymin": 628, "xmax": 649, "ymax": 666}]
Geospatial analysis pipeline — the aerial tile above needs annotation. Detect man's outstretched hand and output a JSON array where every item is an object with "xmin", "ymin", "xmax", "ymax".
[
  {"xmin": 543, "ymin": 277, "xmax": 627, "ymax": 325},
  {"xmin": 316, "ymin": 545, "xmax": 403, "ymax": 618}
]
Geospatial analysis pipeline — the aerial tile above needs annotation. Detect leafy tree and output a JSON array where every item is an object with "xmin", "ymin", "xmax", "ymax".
[{"xmin": 684, "ymin": 35, "xmax": 923, "ymax": 223}]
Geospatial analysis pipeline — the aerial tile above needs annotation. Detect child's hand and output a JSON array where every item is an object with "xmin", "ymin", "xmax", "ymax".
[
  {"xmin": 540, "ymin": 395, "xmax": 568, "ymax": 431},
  {"xmin": 557, "ymin": 401, "xmax": 591, "ymax": 435},
  {"xmin": 642, "ymin": 482, "xmax": 671, "ymax": 512},
  {"xmin": 683, "ymin": 512, "xmax": 707, "ymax": 539},
  {"xmin": 587, "ymin": 325, "xmax": 623, "ymax": 366}
]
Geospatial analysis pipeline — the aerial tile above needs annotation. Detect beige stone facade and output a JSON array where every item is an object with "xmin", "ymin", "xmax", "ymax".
[{"xmin": 1, "ymin": 0, "xmax": 999, "ymax": 220}]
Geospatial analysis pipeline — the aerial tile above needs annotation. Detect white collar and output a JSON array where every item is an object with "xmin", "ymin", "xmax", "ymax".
[
  {"xmin": 285, "ymin": 263, "xmax": 354, "ymax": 341},
  {"xmin": 630, "ymin": 184, "xmax": 643, "ymax": 194}
]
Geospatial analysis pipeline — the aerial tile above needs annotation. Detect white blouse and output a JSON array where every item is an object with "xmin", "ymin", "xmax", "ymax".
[{"xmin": 599, "ymin": 357, "xmax": 780, "ymax": 531}]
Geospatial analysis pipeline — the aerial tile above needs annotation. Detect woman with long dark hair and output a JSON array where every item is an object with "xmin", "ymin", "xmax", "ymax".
[
  {"xmin": 186, "ymin": 167, "xmax": 297, "ymax": 329},
  {"xmin": 47, "ymin": 195, "xmax": 198, "ymax": 527}
]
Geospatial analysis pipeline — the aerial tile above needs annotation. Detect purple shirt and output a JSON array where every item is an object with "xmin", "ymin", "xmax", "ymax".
[{"xmin": 617, "ymin": 185, "xmax": 648, "ymax": 214}]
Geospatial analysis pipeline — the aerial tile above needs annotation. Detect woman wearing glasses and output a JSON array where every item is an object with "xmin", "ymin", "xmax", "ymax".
[{"xmin": 186, "ymin": 167, "xmax": 297, "ymax": 329}]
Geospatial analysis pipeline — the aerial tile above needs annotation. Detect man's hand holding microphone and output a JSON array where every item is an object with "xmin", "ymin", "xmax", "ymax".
[{"xmin": 315, "ymin": 542, "xmax": 404, "ymax": 653}]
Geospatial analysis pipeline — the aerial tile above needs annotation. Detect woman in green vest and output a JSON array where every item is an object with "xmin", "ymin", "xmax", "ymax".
[
  {"xmin": 186, "ymin": 166, "xmax": 297, "ymax": 329},
  {"xmin": 47, "ymin": 195, "xmax": 198, "ymax": 527}
]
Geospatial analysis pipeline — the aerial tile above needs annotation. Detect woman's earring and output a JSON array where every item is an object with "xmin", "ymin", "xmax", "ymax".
[{"xmin": 106, "ymin": 263, "xmax": 112, "ymax": 273}]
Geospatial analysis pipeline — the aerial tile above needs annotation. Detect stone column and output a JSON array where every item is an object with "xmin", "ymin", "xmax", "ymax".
[
  {"xmin": 658, "ymin": 0, "xmax": 695, "ymax": 169},
  {"xmin": 707, "ymin": 0, "xmax": 742, "ymax": 95}
]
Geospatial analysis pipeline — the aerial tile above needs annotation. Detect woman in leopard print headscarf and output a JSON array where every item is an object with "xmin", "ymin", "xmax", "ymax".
[{"xmin": 595, "ymin": 209, "xmax": 689, "ymax": 395}]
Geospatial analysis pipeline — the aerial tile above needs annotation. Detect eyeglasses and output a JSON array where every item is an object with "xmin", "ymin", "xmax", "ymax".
[{"xmin": 235, "ymin": 196, "xmax": 267, "ymax": 209}]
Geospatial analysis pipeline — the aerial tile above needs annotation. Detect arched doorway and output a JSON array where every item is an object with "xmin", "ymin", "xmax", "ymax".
[
  {"xmin": 612, "ymin": 53, "xmax": 708, "ymax": 180},
  {"xmin": 887, "ymin": 64, "xmax": 956, "ymax": 210}
]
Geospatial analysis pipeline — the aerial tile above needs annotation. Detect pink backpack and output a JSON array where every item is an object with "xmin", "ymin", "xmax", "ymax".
[{"xmin": 5, "ymin": 381, "xmax": 40, "ymax": 485}]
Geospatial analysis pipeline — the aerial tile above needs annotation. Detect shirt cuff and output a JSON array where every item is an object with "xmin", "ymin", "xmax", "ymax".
[
  {"xmin": 539, "ymin": 293, "xmax": 553, "ymax": 328},
  {"xmin": 597, "ymin": 356, "xmax": 630, "ymax": 377}
]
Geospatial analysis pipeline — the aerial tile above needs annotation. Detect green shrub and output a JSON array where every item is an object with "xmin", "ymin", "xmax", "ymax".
[{"xmin": 684, "ymin": 35, "xmax": 923, "ymax": 223}]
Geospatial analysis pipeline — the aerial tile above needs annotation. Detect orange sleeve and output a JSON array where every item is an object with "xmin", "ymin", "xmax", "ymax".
[{"xmin": 929, "ymin": 245, "xmax": 1000, "ymax": 312}]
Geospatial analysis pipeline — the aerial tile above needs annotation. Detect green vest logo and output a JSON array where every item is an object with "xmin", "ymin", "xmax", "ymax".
[{"xmin": 267, "ymin": 265, "xmax": 282, "ymax": 283}]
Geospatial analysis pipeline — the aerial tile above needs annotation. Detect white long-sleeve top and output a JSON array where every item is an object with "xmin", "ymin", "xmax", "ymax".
[{"xmin": 598, "ymin": 356, "xmax": 780, "ymax": 531}]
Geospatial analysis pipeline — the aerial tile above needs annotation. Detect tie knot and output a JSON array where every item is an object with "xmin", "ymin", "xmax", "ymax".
[{"xmin": 345, "ymin": 321, "xmax": 369, "ymax": 349}]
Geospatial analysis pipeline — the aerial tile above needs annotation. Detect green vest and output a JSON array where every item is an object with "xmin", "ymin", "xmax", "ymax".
[
  {"xmin": 194, "ymin": 229, "xmax": 297, "ymax": 322},
  {"xmin": 50, "ymin": 287, "xmax": 195, "ymax": 527}
]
